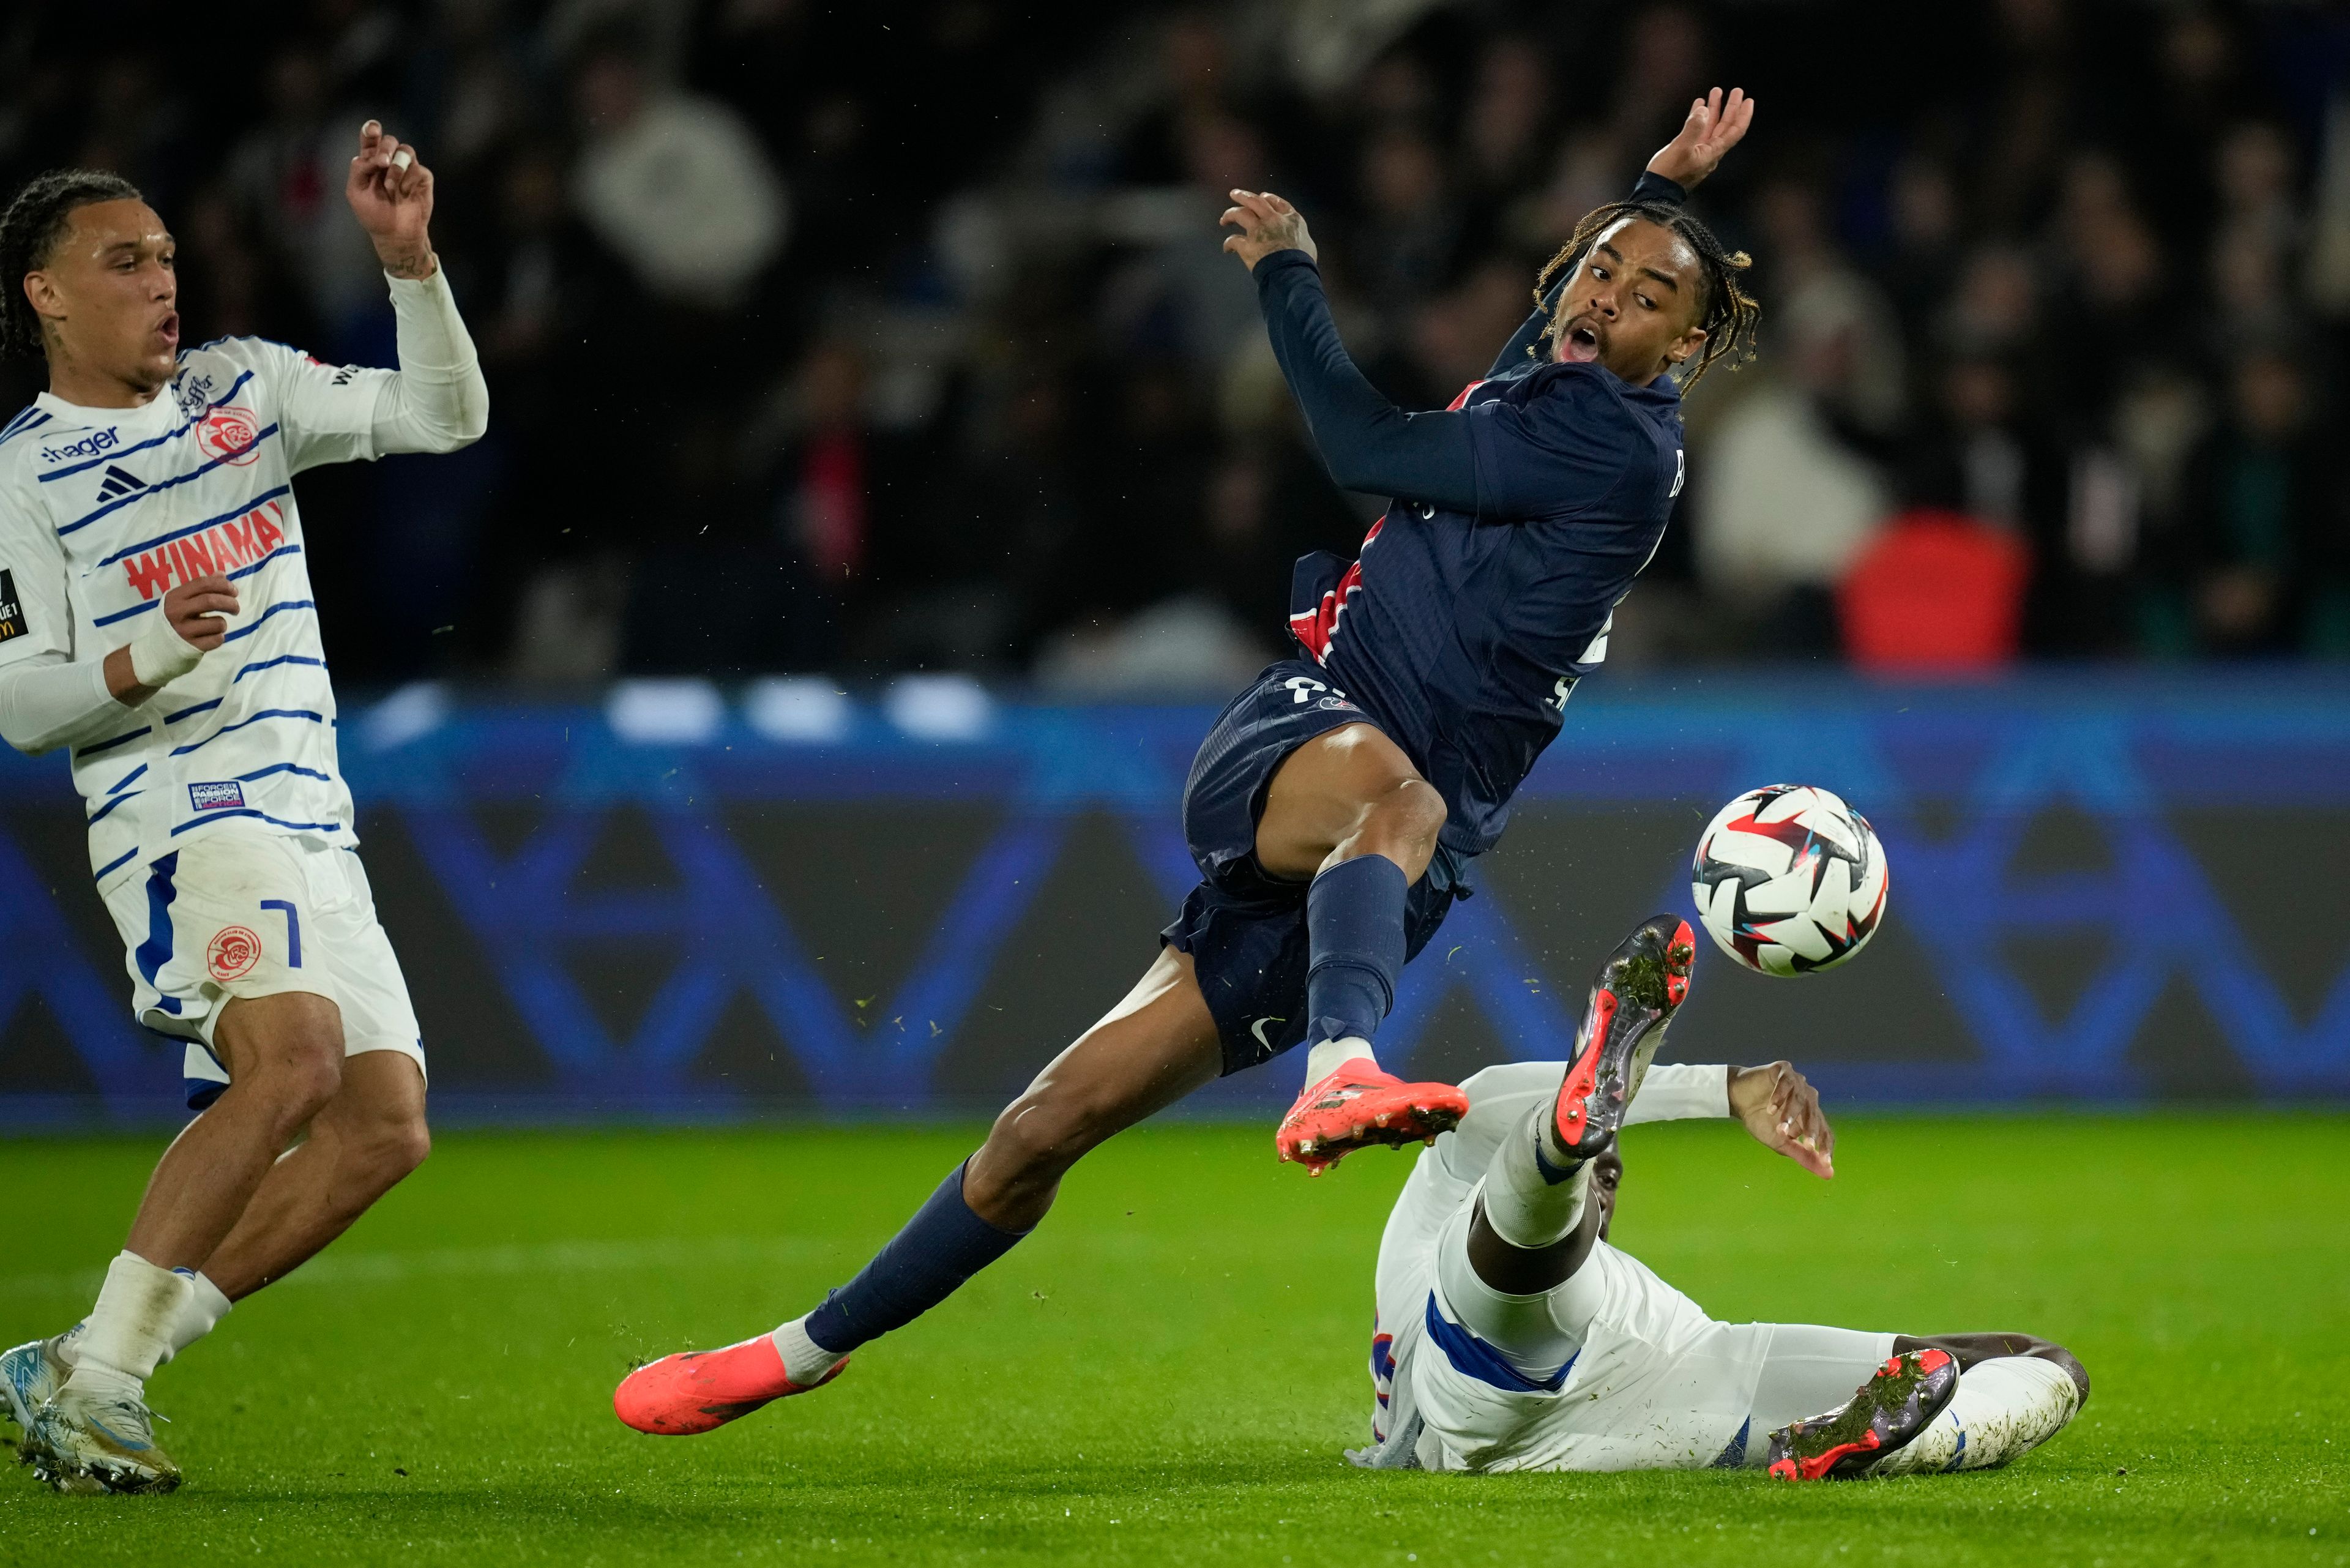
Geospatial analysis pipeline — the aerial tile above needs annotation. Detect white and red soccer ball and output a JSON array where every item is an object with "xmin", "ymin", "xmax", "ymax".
[{"xmin": 1690, "ymin": 785, "xmax": 1889, "ymax": 977}]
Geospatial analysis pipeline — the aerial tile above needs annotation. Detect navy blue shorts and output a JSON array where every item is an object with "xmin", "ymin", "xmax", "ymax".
[{"xmin": 1162, "ymin": 660, "xmax": 1461, "ymax": 1077}]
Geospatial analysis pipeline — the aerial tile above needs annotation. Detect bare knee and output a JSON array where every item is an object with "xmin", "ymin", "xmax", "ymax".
[
  {"xmin": 966, "ymin": 1070, "xmax": 1132, "ymax": 1228},
  {"xmin": 216, "ymin": 993, "xmax": 346, "ymax": 1137},
  {"xmin": 1382, "ymin": 777, "xmax": 1448, "ymax": 859},
  {"xmin": 264, "ymin": 1047, "xmax": 343, "ymax": 1142},
  {"xmin": 980, "ymin": 1085, "xmax": 1102, "ymax": 1190},
  {"xmin": 353, "ymin": 1110, "xmax": 431, "ymax": 1191},
  {"xmin": 1341, "ymin": 775, "xmax": 1447, "ymax": 879},
  {"xmin": 319, "ymin": 1058, "xmax": 432, "ymax": 1196}
]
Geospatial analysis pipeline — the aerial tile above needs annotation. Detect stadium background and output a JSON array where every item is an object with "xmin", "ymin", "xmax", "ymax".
[{"xmin": 4, "ymin": 0, "xmax": 2349, "ymax": 1124}]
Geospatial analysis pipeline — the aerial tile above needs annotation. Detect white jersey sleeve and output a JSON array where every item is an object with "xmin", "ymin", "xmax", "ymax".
[
  {"xmin": 0, "ymin": 450, "xmax": 78, "ymax": 668},
  {"xmin": 1425, "ymin": 1060, "xmax": 1733, "ymax": 1185},
  {"xmin": 0, "ymin": 463, "xmax": 119, "ymax": 754},
  {"xmin": 255, "ymin": 340, "xmax": 393, "ymax": 473},
  {"xmin": 262, "ymin": 270, "xmax": 488, "ymax": 472}
]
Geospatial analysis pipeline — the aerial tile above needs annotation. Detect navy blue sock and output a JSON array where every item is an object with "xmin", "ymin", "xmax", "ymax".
[
  {"xmin": 1304, "ymin": 853, "xmax": 1409, "ymax": 1050},
  {"xmin": 804, "ymin": 1161, "xmax": 1028, "ymax": 1354}
]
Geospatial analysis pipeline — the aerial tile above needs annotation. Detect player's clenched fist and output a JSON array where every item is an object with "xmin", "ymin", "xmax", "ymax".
[
  {"xmin": 163, "ymin": 573, "xmax": 239, "ymax": 651},
  {"xmin": 1220, "ymin": 190, "xmax": 1318, "ymax": 272},
  {"xmin": 346, "ymin": 119, "xmax": 437, "ymax": 280},
  {"xmin": 1730, "ymin": 1059, "xmax": 1835, "ymax": 1179}
]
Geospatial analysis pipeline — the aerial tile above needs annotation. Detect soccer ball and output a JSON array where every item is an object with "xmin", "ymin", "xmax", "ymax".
[{"xmin": 1690, "ymin": 784, "xmax": 1888, "ymax": 977}]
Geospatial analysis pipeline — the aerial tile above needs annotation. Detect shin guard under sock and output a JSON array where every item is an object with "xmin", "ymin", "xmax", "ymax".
[
  {"xmin": 1482, "ymin": 1105, "xmax": 1592, "ymax": 1250},
  {"xmin": 71, "ymin": 1252, "xmax": 191, "ymax": 1394},
  {"xmin": 1305, "ymin": 855, "xmax": 1408, "ymax": 1050},
  {"xmin": 802, "ymin": 1161, "xmax": 1029, "ymax": 1356}
]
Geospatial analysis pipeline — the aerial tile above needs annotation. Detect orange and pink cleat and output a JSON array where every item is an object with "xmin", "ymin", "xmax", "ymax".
[
  {"xmin": 613, "ymin": 1334, "xmax": 846, "ymax": 1436},
  {"xmin": 1765, "ymin": 1348, "xmax": 1960, "ymax": 1480},
  {"xmin": 1275, "ymin": 1062, "xmax": 1468, "ymax": 1175},
  {"xmin": 1552, "ymin": 915, "xmax": 1698, "ymax": 1161}
]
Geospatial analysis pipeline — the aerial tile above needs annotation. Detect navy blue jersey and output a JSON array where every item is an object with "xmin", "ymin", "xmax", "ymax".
[
  {"xmin": 1257, "ymin": 252, "xmax": 1687, "ymax": 871},
  {"xmin": 1293, "ymin": 365, "xmax": 1684, "ymax": 866}
]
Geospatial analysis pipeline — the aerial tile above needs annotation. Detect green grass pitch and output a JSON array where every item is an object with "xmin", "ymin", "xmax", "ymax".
[{"xmin": 2, "ymin": 1113, "xmax": 2344, "ymax": 1566}]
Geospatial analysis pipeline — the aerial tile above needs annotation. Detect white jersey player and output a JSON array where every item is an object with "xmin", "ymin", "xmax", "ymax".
[
  {"xmin": 0, "ymin": 123, "xmax": 486, "ymax": 1493},
  {"xmin": 1357, "ymin": 915, "xmax": 2089, "ymax": 1479}
]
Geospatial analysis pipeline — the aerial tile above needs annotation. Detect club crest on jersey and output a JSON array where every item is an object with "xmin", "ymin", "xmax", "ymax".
[
  {"xmin": 122, "ymin": 498, "xmax": 288, "ymax": 602},
  {"xmin": 207, "ymin": 924, "xmax": 263, "ymax": 982},
  {"xmin": 199, "ymin": 406, "xmax": 265, "ymax": 466},
  {"xmin": 187, "ymin": 780, "xmax": 246, "ymax": 812}
]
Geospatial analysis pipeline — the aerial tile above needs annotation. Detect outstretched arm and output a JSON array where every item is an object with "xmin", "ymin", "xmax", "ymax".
[{"xmin": 1226, "ymin": 191, "xmax": 1480, "ymax": 510}]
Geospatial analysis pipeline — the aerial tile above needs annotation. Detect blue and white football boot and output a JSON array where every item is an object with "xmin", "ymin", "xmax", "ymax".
[
  {"xmin": 23, "ymin": 1378, "xmax": 181, "ymax": 1495},
  {"xmin": 1, "ymin": 1331, "xmax": 74, "ymax": 1444}
]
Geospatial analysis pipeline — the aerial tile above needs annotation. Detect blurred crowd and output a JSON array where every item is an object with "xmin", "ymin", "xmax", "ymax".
[{"xmin": 3, "ymin": 0, "xmax": 2348, "ymax": 689}]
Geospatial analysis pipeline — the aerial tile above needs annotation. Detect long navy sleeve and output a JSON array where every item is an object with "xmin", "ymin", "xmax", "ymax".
[
  {"xmin": 1251, "ymin": 251, "xmax": 1482, "ymax": 512},
  {"xmin": 1253, "ymin": 170, "xmax": 1687, "ymax": 514},
  {"xmin": 1483, "ymin": 171, "xmax": 1687, "ymax": 378}
]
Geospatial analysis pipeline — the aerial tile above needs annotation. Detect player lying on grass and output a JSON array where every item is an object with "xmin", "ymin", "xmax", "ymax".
[
  {"xmin": 1357, "ymin": 914, "xmax": 2088, "ymax": 1477},
  {"xmin": 0, "ymin": 124, "xmax": 486, "ymax": 1494},
  {"xmin": 611, "ymin": 91, "xmax": 1763, "ymax": 1437}
]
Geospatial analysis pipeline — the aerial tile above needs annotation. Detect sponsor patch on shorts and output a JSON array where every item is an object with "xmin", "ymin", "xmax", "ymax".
[{"xmin": 188, "ymin": 780, "xmax": 246, "ymax": 812}]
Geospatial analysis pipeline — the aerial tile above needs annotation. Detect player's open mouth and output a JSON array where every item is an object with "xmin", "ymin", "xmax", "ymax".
[
  {"xmin": 155, "ymin": 312, "xmax": 179, "ymax": 346},
  {"xmin": 1561, "ymin": 324, "xmax": 1601, "ymax": 362}
]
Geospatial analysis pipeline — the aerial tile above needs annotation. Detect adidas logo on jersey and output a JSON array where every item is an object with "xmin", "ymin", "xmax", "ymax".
[{"xmin": 95, "ymin": 465, "xmax": 146, "ymax": 501}]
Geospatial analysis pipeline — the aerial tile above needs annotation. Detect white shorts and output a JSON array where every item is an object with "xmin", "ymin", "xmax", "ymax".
[{"xmin": 100, "ymin": 825, "xmax": 427, "ymax": 1110}]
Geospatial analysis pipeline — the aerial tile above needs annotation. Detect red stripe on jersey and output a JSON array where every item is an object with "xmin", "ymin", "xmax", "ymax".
[
  {"xmin": 1446, "ymin": 379, "xmax": 1487, "ymax": 411},
  {"xmin": 1288, "ymin": 519, "xmax": 1384, "ymax": 663}
]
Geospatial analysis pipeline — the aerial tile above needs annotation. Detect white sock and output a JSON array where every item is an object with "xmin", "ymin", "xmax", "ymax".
[
  {"xmin": 1480, "ymin": 1103, "xmax": 1591, "ymax": 1250},
  {"xmin": 56, "ymin": 1270, "xmax": 230, "ymax": 1370},
  {"xmin": 770, "ymin": 1315, "xmax": 848, "ymax": 1387},
  {"xmin": 1433, "ymin": 1192, "xmax": 1598, "ymax": 1382},
  {"xmin": 67, "ymin": 1252, "xmax": 192, "ymax": 1397},
  {"xmin": 1304, "ymin": 1036, "xmax": 1378, "ymax": 1086},
  {"xmin": 165, "ymin": 1271, "xmax": 233, "ymax": 1362},
  {"xmin": 1871, "ymin": 1356, "xmax": 2083, "ymax": 1476}
]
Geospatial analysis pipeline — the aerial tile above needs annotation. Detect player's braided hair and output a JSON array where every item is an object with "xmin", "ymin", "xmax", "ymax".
[
  {"xmin": 1533, "ymin": 200, "xmax": 1759, "ymax": 390},
  {"xmin": 0, "ymin": 169, "xmax": 146, "ymax": 360}
]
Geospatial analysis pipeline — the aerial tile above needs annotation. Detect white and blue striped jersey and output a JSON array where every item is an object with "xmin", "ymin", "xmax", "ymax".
[{"xmin": 0, "ymin": 335, "xmax": 418, "ymax": 891}]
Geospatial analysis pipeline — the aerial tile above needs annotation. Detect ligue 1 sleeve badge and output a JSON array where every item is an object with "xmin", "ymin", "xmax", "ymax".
[{"xmin": 207, "ymin": 925, "xmax": 263, "ymax": 982}]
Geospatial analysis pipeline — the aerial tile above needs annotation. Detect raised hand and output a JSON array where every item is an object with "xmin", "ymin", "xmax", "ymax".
[
  {"xmin": 1220, "ymin": 190, "xmax": 1318, "ymax": 272},
  {"xmin": 1646, "ymin": 88, "xmax": 1756, "ymax": 193},
  {"xmin": 346, "ymin": 119, "xmax": 438, "ymax": 279},
  {"xmin": 1729, "ymin": 1059, "xmax": 1835, "ymax": 1179}
]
